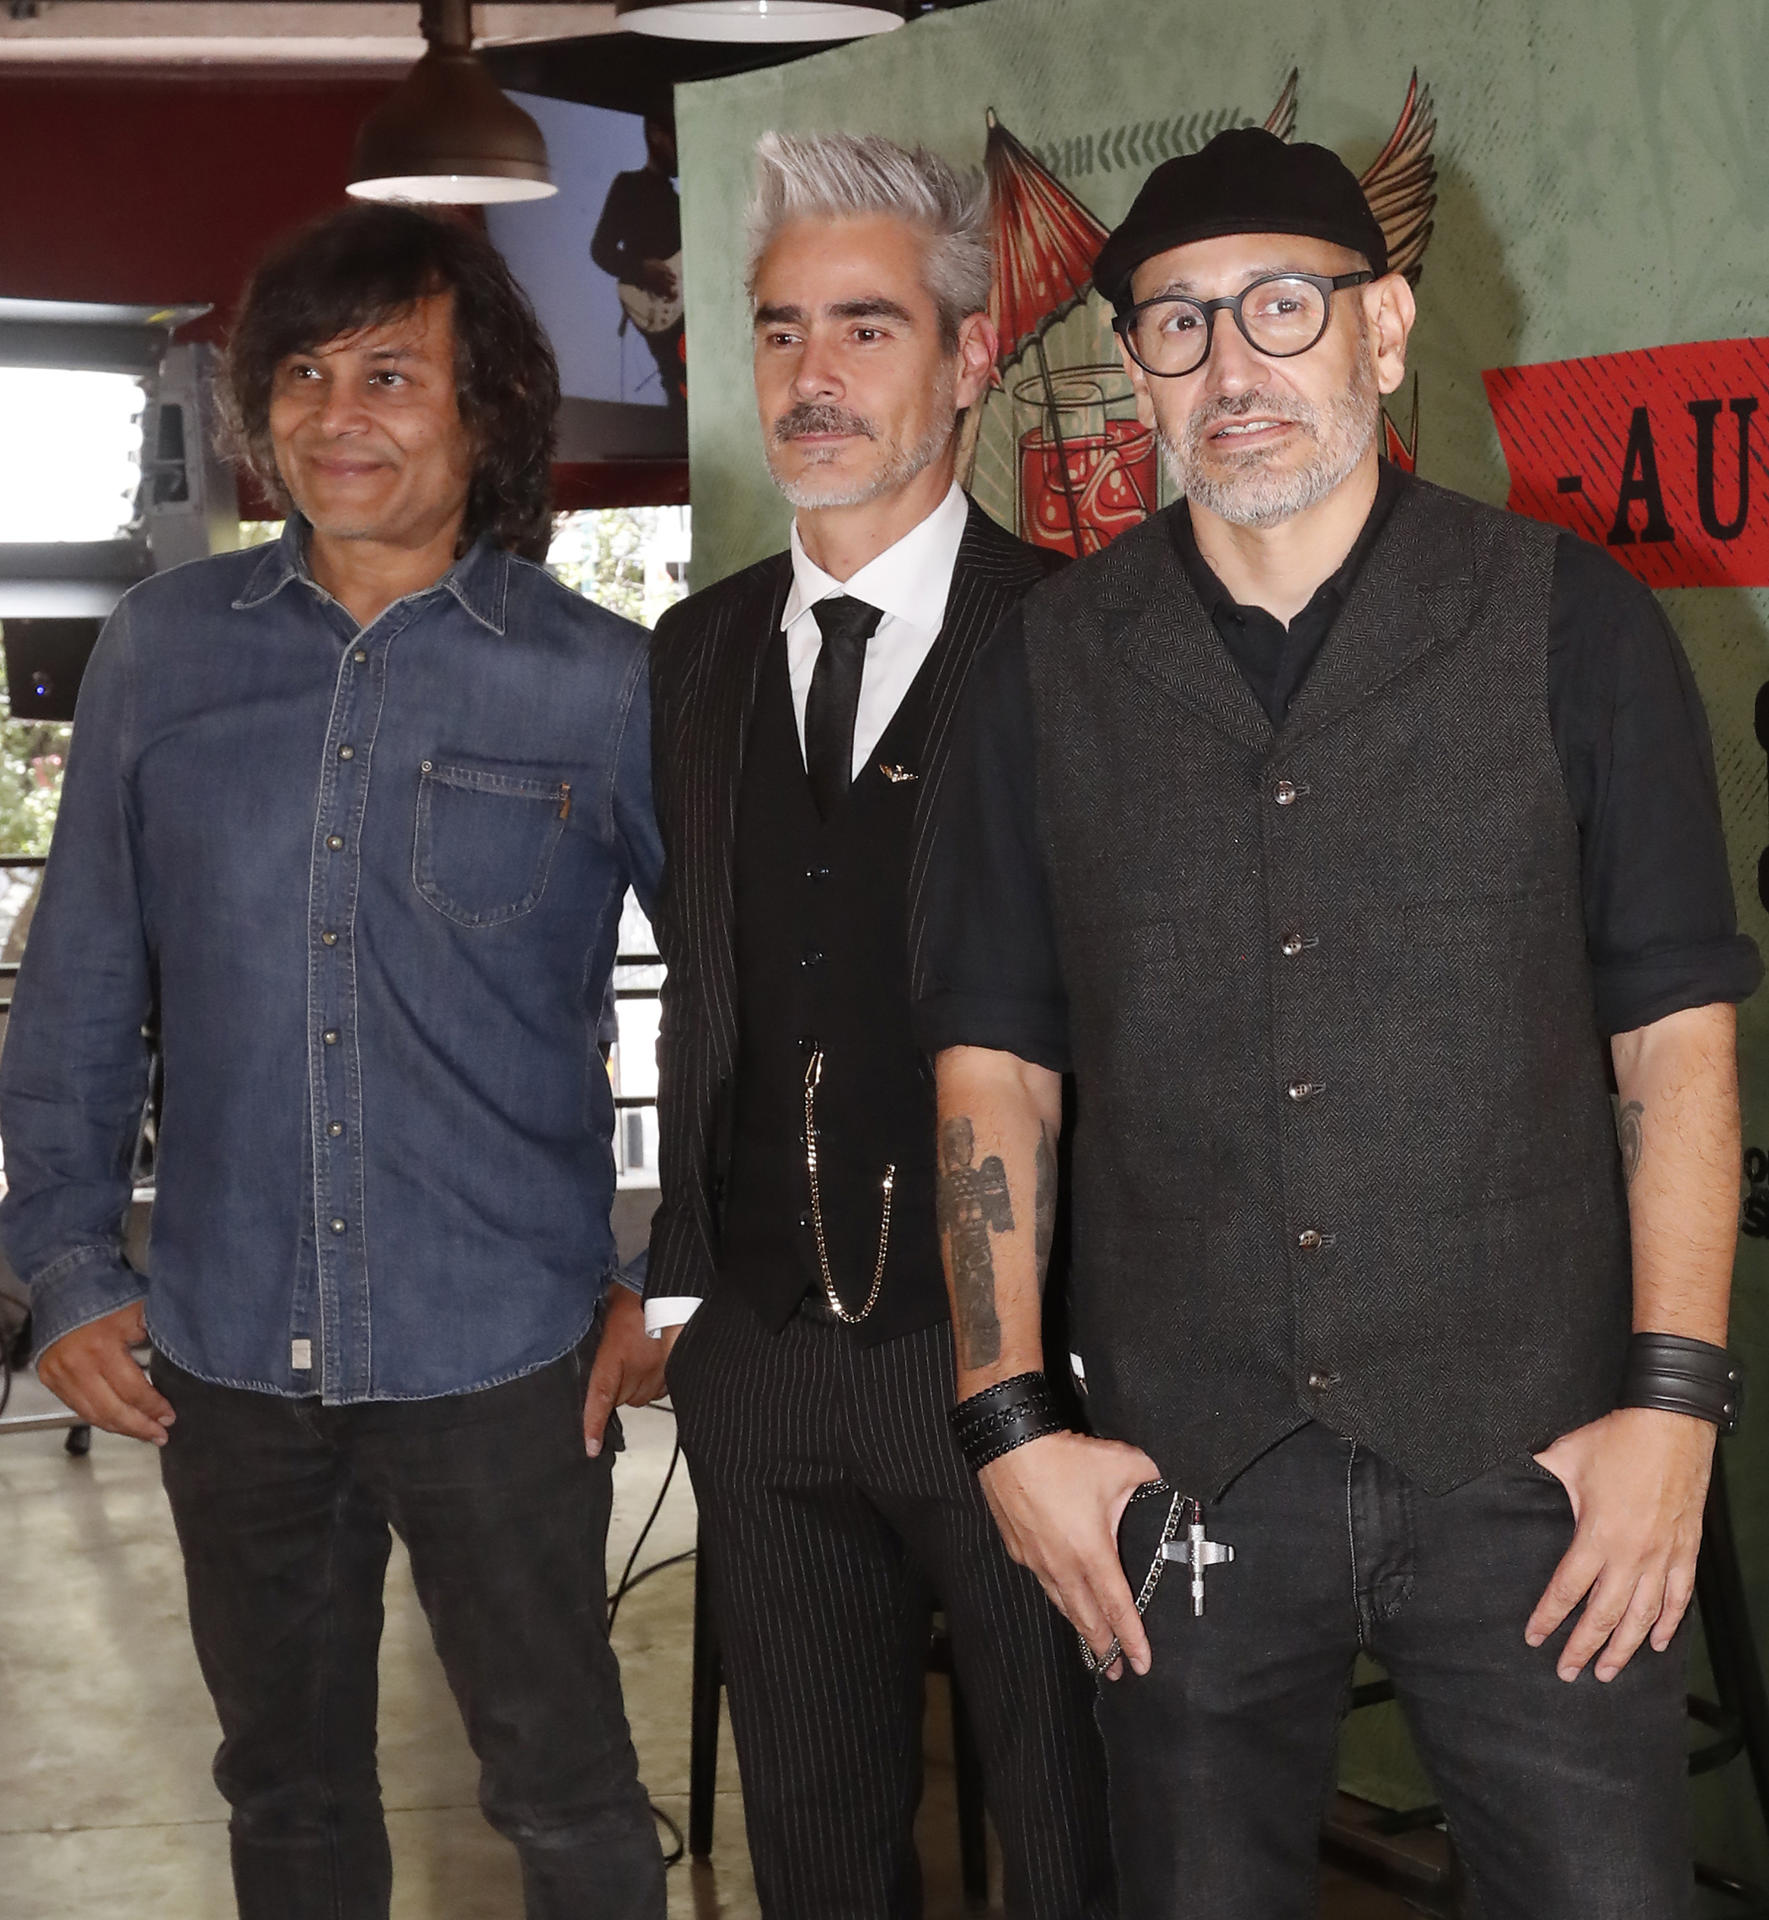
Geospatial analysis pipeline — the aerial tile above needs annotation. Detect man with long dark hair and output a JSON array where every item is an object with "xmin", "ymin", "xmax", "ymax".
[{"xmin": 0, "ymin": 204, "xmax": 668, "ymax": 1918}]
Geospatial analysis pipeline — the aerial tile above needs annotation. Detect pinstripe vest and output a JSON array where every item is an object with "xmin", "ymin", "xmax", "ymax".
[{"xmin": 719, "ymin": 634, "xmax": 946, "ymax": 1343}]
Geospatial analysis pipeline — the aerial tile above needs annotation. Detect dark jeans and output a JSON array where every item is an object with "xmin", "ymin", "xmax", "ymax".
[
  {"xmin": 152, "ymin": 1339, "xmax": 665, "ymax": 1920},
  {"xmin": 1097, "ymin": 1421, "xmax": 1690, "ymax": 1920}
]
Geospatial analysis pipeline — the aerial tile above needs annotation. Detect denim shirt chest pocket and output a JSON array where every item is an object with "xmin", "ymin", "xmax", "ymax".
[{"xmin": 412, "ymin": 754, "xmax": 575, "ymax": 928}]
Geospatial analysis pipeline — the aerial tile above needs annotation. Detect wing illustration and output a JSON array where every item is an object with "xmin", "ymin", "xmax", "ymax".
[
  {"xmin": 1263, "ymin": 67, "xmax": 1299, "ymax": 142},
  {"xmin": 1360, "ymin": 69, "xmax": 1437, "ymax": 284}
]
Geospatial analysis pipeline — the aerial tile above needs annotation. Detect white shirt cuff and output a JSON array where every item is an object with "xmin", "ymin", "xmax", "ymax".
[{"xmin": 644, "ymin": 1296, "xmax": 702, "ymax": 1338}]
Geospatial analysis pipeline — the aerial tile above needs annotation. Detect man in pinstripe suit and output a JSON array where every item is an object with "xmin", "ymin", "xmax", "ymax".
[{"xmin": 645, "ymin": 133, "xmax": 1113, "ymax": 1919}]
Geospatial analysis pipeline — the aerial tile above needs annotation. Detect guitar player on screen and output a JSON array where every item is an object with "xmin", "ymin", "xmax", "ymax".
[{"xmin": 590, "ymin": 111, "xmax": 686, "ymax": 420}]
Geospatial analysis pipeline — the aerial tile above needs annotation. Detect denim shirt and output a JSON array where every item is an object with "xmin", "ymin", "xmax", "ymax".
[{"xmin": 0, "ymin": 520, "xmax": 662, "ymax": 1402}]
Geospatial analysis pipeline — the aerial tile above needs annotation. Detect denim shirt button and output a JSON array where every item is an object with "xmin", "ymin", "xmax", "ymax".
[
  {"xmin": 320, "ymin": 931, "xmax": 339, "ymax": 947},
  {"xmin": 353, "ymin": 649, "xmax": 368, "ymax": 664},
  {"xmin": 327, "ymin": 1121, "xmax": 344, "ymax": 1137},
  {"xmin": 323, "ymin": 1029, "xmax": 339, "ymax": 1045},
  {"xmin": 329, "ymin": 1217, "xmax": 347, "ymax": 1235},
  {"xmin": 325, "ymin": 835, "xmax": 344, "ymax": 852},
  {"xmin": 338, "ymin": 745, "xmax": 355, "ymax": 760}
]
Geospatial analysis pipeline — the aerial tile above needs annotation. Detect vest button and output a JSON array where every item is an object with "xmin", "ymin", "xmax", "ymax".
[
  {"xmin": 798, "ymin": 1212, "xmax": 812, "ymax": 1230},
  {"xmin": 806, "ymin": 866, "xmax": 831, "ymax": 884},
  {"xmin": 1273, "ymin": 779, "xmax": 1298, "ymax": 806},
  {"xmin": 801, "ymin": 949, "xmax": 826, "ymax": 967},
  {"xmin": 1306, "ymin": 1369, "xmax": 1339, "ymax": 1391},
  {"xmin": 1280, "ymin": 932, "xmax": 1306, "ymax": 959},
  {"xmin": 799, "ymin": 1034, "xmax": 818, "ymax": 1052},
  {"xmin": 1296, "ymin": 1227, "xmax": 1322, "ymax": 1251},
  {"xmin": 1286, "ymin": 1080, "xmax": 1317, "ymax": 1102}
]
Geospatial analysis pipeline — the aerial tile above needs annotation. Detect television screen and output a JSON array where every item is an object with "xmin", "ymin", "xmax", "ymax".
[{"xmin": 486, "ymin": 96, "xmax": 686, "ymax": 462}]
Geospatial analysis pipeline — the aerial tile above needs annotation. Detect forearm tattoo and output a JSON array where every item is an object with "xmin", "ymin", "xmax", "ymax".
[
  {"xmin": 1618, "ymin": 1098, "xmax": 1646, "ymax": 1187},
  {"xmin": 1033, "ymin": 1122, "xmax": 1058, "ymax": 1291},
  {"xmin": 938, "ymin": 1114, "xmax": 1012, "ymax": 1369}
]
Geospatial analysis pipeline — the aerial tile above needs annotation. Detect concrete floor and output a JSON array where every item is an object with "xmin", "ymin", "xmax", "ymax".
[{"xmin": 0, "ymin": 1360, "xmax": 1421, "ymax": 1920}]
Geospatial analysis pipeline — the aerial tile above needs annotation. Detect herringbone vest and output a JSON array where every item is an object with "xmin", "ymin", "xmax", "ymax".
[{"xmin": 1022, "ymin": 476, "xmax": 1631, "ymax": 1494}]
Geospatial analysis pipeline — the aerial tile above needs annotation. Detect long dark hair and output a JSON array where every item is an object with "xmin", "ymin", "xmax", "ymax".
[{"xmin": 221, "ymin": 203, "xmax": 560, "ymax": 560}]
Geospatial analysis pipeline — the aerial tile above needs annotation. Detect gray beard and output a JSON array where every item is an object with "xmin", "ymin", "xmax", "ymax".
[
  {"xmin": 1157, "ymin": 358, "xmax": 1380, "ymax": 529},
  {"xmin": 766, "ymin": 380, "xmax": 957, "ymax": 511}
]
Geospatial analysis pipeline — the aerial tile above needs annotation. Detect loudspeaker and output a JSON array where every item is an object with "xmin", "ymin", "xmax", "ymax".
[
  {"xmin": 140, "ymin": 343, "xmax": 240, "ymax": 573},
  {"xmin": 1, "ymin": 618, "xmax": 103, "ymax": 721}
]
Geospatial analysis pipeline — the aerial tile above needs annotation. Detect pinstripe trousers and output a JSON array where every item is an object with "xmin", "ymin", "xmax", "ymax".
[{"xmin": 668, "ymin": 1281, "xmax": 1115, "ymax": 1920}]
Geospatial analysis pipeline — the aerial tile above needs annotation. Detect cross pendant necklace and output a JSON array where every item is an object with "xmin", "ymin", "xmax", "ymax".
[
  {"xmin": 1076, "ymin": 1489, "xmax": 1236, "ymax": 1676},
  {"xmin": 1162, "ymin": 1513, "xmax": 1236, "ymax": 1616}
]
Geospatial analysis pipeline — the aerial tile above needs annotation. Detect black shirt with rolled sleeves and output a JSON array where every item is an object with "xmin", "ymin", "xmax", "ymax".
[{"xmin": 913, "ymin": 462, "xmax": 1761, "ymax": 1071}]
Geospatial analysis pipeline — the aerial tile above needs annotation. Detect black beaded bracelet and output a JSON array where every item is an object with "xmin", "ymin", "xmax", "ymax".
[
  {"xmin": 949, "ymin": 1371, "xmax": 1070, "ymax": 1473},
  {"xmin": 1618, "ymin": 1332, "xmax": 1742, "ymax": 1434}
]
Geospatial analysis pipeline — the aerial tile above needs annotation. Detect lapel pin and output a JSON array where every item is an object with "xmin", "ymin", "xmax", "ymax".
[{"xmin": 879, "ymin": 763, "xmax": 919, "ymax": 784}]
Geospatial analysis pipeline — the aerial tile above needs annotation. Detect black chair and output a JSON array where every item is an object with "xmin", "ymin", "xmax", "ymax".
[
  {"xmin": 688, "ymin": 1522, "xmax": 993, "ymax": 1908},
  {"xmin": 1322, "ymin": 1444, "xmax": 1769, "ymax": 1916}
]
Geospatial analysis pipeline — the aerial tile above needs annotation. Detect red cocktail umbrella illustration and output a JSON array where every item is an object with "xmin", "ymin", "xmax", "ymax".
[{"xmin": 982, "ymin": 107, "xmax": 1112, "ymax": 551}]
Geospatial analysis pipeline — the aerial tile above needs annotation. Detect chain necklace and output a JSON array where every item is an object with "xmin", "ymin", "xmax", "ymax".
[
  {"xmin": 1078, "ymin": 1485, "xmax": 1189, "ymax": 1677},
  {"xmin": 803, "ymin": 1048, "xmax": 895, "ymax": 1324}
]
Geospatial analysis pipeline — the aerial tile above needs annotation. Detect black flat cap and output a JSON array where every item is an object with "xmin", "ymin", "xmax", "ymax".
[{"xmin": 1094, "ymin": 125, "xmax": 1388, "ymax": 312}]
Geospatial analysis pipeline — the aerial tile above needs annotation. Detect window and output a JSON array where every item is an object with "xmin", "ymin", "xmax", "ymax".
[
  {"xmin": 0, "ymin": 368, "xmax": 144, "ymax": 543},
  {"xmin": 548, "ymin": 505, "xmax": 689, "ymax": 1188}
]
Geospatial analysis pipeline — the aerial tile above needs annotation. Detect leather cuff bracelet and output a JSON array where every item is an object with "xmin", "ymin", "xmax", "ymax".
[
  {"xmin": 949, "ymin": 1371, "xmax": 1070, "ymax": 1473},
  {"xmin": 1618, "ymin": 1332, "xmax": 1742, "ymax": 1434}
]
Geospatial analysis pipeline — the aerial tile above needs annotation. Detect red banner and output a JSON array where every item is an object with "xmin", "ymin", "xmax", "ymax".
[{"xmin": 1482, "ymin": 338, "xmax": 1769, "ymax": 588}]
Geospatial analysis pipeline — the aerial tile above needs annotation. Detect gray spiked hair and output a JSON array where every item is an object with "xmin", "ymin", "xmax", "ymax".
[{"xmin": 745, "ymin": 130, "xmax": 992, "ymax": 351}]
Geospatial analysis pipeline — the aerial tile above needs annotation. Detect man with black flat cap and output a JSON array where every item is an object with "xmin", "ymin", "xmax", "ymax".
[{"xmin": 915, "ymin": 124, "xmax": 1759, "ymax": 1916}]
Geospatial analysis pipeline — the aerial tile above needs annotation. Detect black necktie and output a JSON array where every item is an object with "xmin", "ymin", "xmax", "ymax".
[{"xmin": 804, "ymin": 595, "xmax": 883, "ymax": 819}]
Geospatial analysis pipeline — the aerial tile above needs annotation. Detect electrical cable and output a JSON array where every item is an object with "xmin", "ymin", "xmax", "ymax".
[
  {"xmin": 603, "ymin": 1401, "xmax": 696, "ymax": 1868},
  {"xmin": 651, "ymin": 1800, "xmax": 686, "ymax": 1869},
  {"xmin": 607, "ymin": 1428, "xmax": 682, "ymax": 1632}
]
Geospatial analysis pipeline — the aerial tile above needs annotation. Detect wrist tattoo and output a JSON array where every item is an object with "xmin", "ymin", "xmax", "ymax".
[{"xmin": 1618, "ymin": 1098, "xmax": 1645, "ymax": 1187}]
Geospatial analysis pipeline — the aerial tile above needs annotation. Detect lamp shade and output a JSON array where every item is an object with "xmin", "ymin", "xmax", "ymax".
[
  {"xmin": 615, "ymin": 0, "xmax": 906, "ymax": 42},
  {"xmin": 350, "ymin": 0, "xmax": 555, "ymax": 204}
]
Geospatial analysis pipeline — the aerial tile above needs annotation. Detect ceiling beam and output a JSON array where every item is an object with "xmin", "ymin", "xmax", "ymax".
[{"xmin": 0, "ymin": 2, "xmax": 619, "ymax": 69}]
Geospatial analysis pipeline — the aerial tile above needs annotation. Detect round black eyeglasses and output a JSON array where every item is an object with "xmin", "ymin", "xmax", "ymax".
[{"xmin": 1113, "ymin": 271, "xmax": 1375, "ymax": 379}]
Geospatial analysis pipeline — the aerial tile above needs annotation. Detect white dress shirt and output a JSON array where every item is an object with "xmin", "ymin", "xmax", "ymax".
[{"xmin": 645, "ymin": 482, "xmax": 970, "ymax": 1337}]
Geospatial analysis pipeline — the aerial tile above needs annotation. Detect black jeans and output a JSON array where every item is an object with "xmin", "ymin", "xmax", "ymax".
[
  {"xmin": 152, "ymin": 1339, "xmax": 665, "ymax": 1920},
  {"xmin": 1096, "ymin": 1420, "xmax": 1690, "ymax": 1920}
]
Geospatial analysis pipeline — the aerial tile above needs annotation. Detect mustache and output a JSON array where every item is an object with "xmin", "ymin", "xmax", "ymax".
[
  {"xmin": 772, "ymin": 402, "xmax": 877, "ymax": 444},
  {"xmin": 1188, "ymin": 388, "xmax": 1318, "ymax": 442}
]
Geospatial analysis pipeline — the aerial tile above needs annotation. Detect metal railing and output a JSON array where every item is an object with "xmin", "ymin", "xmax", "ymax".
[{"xmin": 0, "ymin": 856, "xmax": 46, "ymax": 1014}]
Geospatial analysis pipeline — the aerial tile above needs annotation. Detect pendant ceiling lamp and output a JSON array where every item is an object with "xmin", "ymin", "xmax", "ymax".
[
  {"xmin": 349, "ymin": 0, "xmax": 555, "ymax": 205},
  {"xmin": 615, "ymin": 0, "xmax": 906, "ymax": 42}
]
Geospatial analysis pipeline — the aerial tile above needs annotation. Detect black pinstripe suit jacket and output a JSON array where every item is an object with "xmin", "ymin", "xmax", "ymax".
[{"xmin": 646, "ymin": 497, "xmax": 1060, "ymax": 1308}]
